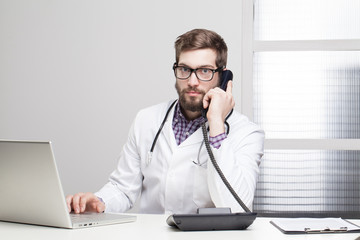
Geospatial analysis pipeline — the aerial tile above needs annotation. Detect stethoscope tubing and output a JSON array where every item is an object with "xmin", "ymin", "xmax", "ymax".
[{"xmin": 149, "ymin": 100, "xmax": 178, "ymax": 154}]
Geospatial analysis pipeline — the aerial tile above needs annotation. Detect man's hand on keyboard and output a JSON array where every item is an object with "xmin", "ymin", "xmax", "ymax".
[{"xmin": 66, "ymin": 192, "xmax": 105, "ymax": 214}]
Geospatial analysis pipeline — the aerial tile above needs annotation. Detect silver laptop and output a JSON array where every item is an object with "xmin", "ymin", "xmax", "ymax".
[{"xmin": 0, "ymin": 140, "xmax": 136, "ymax": 229}]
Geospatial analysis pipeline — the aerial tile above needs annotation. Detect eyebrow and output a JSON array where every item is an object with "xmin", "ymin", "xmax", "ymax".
[{"xmin": 177, "ymin": 63, "xmax": 216, "ymax": 69}]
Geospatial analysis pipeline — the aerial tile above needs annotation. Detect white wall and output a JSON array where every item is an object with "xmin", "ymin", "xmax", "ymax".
[{"xmin": 0, "ymin": 0, "xmax": 243, "ymax": 195}]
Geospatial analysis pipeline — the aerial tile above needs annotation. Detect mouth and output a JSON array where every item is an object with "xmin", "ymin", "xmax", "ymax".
[
  {"xmin": 186, "ymin": 91, "xmax": 202, "ymax": 97},
  {"xmin": 186, "ymin": 90, "xmax": 202, "ymax": 97}
]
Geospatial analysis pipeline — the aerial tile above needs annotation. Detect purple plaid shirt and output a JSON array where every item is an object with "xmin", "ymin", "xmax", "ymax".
[{"xmin": 172, "ymin": 103, "xmax": 226, "ymax": 149}]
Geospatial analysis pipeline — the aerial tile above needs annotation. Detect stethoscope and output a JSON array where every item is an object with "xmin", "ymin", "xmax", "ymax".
[{"xmin": 146, "ymin": 99, "xmax": 233, "ymax": 166}]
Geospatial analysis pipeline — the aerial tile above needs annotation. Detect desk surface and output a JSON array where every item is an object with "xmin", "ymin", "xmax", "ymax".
[{"xmin": 1, "ymin": 214, "xmax": 360, "ymax": 240}]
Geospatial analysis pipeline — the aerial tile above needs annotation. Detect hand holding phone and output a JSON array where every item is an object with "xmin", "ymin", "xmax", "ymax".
[
  {"xmin": 202, "ymin": 69, "xmax": 234, "ymax": 119},
  {"xmin": 202, "ymin": 69, "xmax": 234, "ymax": 136}
]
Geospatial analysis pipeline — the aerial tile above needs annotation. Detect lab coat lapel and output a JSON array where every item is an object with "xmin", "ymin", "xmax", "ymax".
[
  {"xmin": 178, "ymin": 126, "xmax": 204, "ymax": 147},
  {"xmin": 161, "ymin": 112, "xmax": 205, "ymax": 149},
  {"xmin": 161, "ymin": 108, "xmax": 178, "ymax": 151}
]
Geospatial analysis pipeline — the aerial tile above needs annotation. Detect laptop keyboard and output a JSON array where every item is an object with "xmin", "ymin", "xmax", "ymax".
[{"xmin": 70, "ymin": 213, "xmax": 109, "ymax": 223}]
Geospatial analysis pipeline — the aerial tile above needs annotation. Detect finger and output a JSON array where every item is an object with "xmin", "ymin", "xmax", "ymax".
[
  {"xmin": 80, "ymin": 192, "xmax": 100, "ymax": 212},
  {"xmin": 203, "ymin": 87, "xmax": 223, "ymax": 109},
  {"xmin": 85, "ymin": 195, "xmax": 105, "ymax": 213},
  {"xmin": 202, "ymin": 91, "xmax": 211, "ymax": 109},
  {"xmin": 65, "ymin": 195, "xmax": 73, "ymax": 213},
  {"xmin": 72, "ymin": 193, "xmax": 84, "ymax": 213},
  {"xmin": 96, "ymin": 201, "xmax": 106, "ymax": 213},
  {"xmin": 79, "ymin": 194, "xmax": 89, "ymax": 213},
  {"xmin": 226, "ymin": 80, "xmax": 233, "ymax": 93}
]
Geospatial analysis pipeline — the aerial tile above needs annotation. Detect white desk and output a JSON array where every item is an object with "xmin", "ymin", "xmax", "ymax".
[{"xmin": 1, "ymin": 214, "xmax": 360, "ymax": 240}]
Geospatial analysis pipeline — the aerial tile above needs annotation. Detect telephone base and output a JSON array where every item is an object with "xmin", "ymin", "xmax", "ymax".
[{"xmin": 166, "ymin": 208, "xmax": 257, "ymax": 231}]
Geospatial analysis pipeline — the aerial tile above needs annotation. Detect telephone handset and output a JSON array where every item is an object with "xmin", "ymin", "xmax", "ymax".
[
  {"xmin": 219, "ymin": 69, "xmax": 233, "ymax": 91},
  {"xmin": 201, "ymin": 69, "xmax": 233, "ymax": 119}
]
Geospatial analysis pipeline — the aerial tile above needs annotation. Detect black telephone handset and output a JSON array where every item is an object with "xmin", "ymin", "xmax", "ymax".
[
  {"xmin": 201, "ymin": 69, "xmax": 233, "ymax": 119},
  {"xmin": 219, "ymin": 69, "xmax": 233, "ymax": 91}
]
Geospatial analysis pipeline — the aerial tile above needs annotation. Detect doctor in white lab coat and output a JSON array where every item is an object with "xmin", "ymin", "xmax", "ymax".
[{"xmin": 66, "ymin": 29, "xmax": 264, "ymax": 215}]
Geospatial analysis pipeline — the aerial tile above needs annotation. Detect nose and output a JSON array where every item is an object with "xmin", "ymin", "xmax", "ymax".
[{"xmin": 187, "ymin": 71, "xmax": 200, "ymax": 87}]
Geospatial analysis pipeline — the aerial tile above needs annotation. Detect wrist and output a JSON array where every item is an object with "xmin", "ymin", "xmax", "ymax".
[{"xmin": 208, "ymin": 118, "xmax": 225, "ymax": 137}]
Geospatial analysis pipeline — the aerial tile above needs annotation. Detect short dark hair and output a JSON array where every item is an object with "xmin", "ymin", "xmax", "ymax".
[{"xmin": 174, "ymin": 29, "xmax": 228, "ymax": 68}]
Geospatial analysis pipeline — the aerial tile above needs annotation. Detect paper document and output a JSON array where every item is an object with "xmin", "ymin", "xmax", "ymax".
[{"xmin": 270, "ymin": 218, "xmax": 360, "ymax": 234}]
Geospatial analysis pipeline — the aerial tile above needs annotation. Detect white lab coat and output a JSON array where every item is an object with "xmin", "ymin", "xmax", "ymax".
[{"xmin": 96, "ymin": 100, "xmax": 264, "ymax": 214}]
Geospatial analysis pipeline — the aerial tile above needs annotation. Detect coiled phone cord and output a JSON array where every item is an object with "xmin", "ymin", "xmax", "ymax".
[{"xmin": 201, "ymin": 122, "xmax": 251, "ymax": 213}]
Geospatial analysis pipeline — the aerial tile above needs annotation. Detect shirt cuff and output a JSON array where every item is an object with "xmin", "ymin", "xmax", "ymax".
[{"xmin": 209, "ymin": 133, "xmax": 227, "ymax": 149}]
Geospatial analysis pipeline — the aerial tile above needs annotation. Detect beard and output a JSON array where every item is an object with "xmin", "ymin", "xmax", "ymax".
[{"xmin": 175, "ymin": 82, "xmax": 205, "ymax": 112}]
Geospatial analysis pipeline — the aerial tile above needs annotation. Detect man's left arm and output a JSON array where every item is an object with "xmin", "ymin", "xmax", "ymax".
[
  {"xmin": 203, "ymin": 81, "xmax": 264, "ymax": 212},
  {"xmin": 207, "ymin": 121, "xmax": 264, "ymax": 213}
]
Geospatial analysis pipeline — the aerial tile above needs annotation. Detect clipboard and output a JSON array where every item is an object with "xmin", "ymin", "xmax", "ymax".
[{"xmin": 270, "ymin": 218, "xmax": 360, "ymax": 234}]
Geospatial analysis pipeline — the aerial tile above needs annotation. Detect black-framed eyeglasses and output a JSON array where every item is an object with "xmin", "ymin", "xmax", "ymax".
[{"xmin": 172, "ymin": 63, "xmax": 223, "ymax": 82}]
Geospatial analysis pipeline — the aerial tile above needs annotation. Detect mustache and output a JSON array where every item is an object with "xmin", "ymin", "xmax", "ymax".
[{"xmin": 181, "ymin": 87, "xmax": 206, "ymax": 95}]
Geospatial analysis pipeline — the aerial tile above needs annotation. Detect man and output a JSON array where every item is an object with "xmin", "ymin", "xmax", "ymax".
[{"xmin": 66, "ymin": 29, "xmax": 264, "ymax": 215}]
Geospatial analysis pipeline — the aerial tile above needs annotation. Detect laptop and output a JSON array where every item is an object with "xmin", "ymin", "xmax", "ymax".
[{"xmin": 0, "ymin": 139, "xmax": 136, "ymax": 229}]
